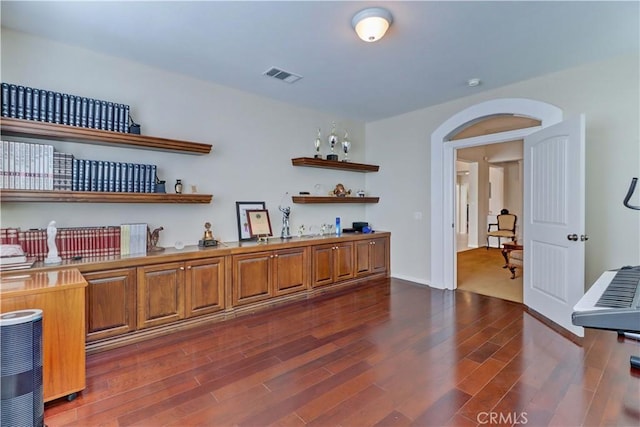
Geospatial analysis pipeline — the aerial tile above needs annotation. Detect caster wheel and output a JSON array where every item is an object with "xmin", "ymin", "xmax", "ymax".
[{"xmin": 66, "ymin": 392, "xmax": 77, "ymax": 401}]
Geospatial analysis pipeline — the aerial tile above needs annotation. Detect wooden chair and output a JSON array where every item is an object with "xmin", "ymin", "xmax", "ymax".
[{"xmin": 486, "ymin": 213, "xmax": 517, "ymax": 249}]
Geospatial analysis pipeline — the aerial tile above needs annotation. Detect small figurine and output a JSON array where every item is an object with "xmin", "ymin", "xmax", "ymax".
[
  {"xmin": 333, "ymin": 183, "xmax": 351, "ymax": 197},
  {"xmin": 147, "ymin": 226, "xmax": 165, "ymax": 252},
  {"xmin": 44, "ymin": 220, "xmax": 62, "ymax": 264},
  {"xmin": 199, "ymin": 222, "xmax": 218, "ymax": 247}
]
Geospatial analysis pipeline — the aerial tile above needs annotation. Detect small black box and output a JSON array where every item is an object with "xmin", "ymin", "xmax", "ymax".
[{"xmin": 352, "ymin": 222, "xmax": 368, "ymax": 232}]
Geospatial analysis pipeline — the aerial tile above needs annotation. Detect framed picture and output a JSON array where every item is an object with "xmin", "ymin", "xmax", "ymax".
[
  {"xmin": 236, "ymin": 201, "xmax": 266, "ymax": 241},
  {"xmin": 246, "ymin": 209, "xmax": 273, "ymax": 237}
]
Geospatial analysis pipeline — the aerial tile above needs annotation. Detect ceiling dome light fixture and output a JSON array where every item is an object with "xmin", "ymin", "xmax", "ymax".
[{"xmin": 352, "ymin": 7, "xmax": 393, "ymax": 42}]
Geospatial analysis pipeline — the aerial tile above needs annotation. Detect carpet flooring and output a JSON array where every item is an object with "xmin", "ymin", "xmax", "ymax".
[{"xmin": 457, "ymin": 247, "xmax": 523, "ymax": 303}]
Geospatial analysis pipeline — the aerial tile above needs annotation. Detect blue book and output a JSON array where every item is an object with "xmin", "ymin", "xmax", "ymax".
[
  {"xmin": 68, "ymin": 95, "xmax": 76, "ymax": 126},
  {"xmin": 150, "ymin": 165, "xmax": 157, "ymax": 193},
  {"xmin": 107, "ymin": 162, "xmax": 116, "ymax": 192},
  {"xmin": 39, "ymin": 89, "xmax": 48, "ymax": 122},
  {"xmin": 100, "ymin": 101, "xmax": 107, "ymax": 130},
  {"xmin": 24, "ymin": 87, "xmax": 33, "ymax": 120},
  {"xmin": 61, "ymin": 93, "xmax": 69, "ymax": 125},
  {"xmin": 96, "ymin": 160, "xmax": 104, "ymax": 192},
  {"xmin": 1, "ymin": 83, "xmax": 8, "ymax": 117},
  {"xmin": 16, "ymin": 86, "xmax": 25, "ymax": 119},
  {"xmin": 89, "ymin": 160, "xmax": 98, "ymax": 191},
  {"xmin": 126, "ymin": 163, "xmax": 134, "ymax": 192},
  {"xmin": 46, "ymin": 91, "xmax": 55, "ymax": 122},
  {"xmin": 88, "ymin": 99, "xmax": 96, "ymax": 129},
  {"xmin": 120, "ymin": 104, "xmax": 128, "ymax": 133},
  {"xmin": 8, "ymin": 84, "xmax": 17, "ymax": 118},
  {"xmin": 132, "ymin": 164, "xmax": 140, "ymax": 192},
  {"xmin": 80, "ymin": 98, "xmax": 88, "ymax": 127},
  {"xmin": 71, "ymin": 158, "xmax": 79, "ymax": 191},
  {"xmin": 31, "ymin": 89, "xmax": 40, "ymax": 121},
  {"xmin": 74, "ymin": 96, "xmax": 82, "ymax": 126},
  {"xmin": 77, "ymin": 159, "xmax": 86, "ymax": 191},
  {"xmin": 53, "ymin": 92, "xmax": 61, "ymax": 124},
  {"xmin": 106, "ymin": 102, "xmax": 114, "ymax": 131}
]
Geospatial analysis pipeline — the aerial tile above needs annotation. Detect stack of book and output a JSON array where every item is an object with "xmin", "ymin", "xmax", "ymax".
[
  {"xmin": 120, "ymin": 223, "xmax": 148, "ymax": 256},
  {"xmin": 0, "ymin": 244, "xmax": 35, "ymax": 271},
  {"xmin": 0, "ymin": 140, "xmax": 55, "ymax": 190},
  {"xmin": 71, "ymin": 159, "xmax": 157, "ymax": 193},
  {"xmin": 1, "ymin": 82, "xmax": 131, "ymax": 133}
]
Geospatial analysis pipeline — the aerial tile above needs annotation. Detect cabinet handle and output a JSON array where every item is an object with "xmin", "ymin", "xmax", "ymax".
[
  {"xmin": 270, "ymin": 255, "xmax": 274, "ymax": 258},
  {"xmin": 274, "ymin": 254, "xmax": 279, "ymax": 258},
  {"xmin": 186, "ymin": 266, "xmax": 192, "ymax": 270},
  {"xmin": 179, "ymin": 266, "xmax": 185, "ymax": 270}
]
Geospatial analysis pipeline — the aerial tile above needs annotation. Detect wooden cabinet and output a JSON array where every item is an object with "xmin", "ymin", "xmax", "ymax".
[
  {"xmin": 232, "ymin": 247, "xmax": 308, "ymax": 306},
  {"xmin": 355, "ymin": 237, "xmax": 388, "ymax": 277},
  {"xmin": 185, "ymin": 257, "xmax": 225, "ymax": 317},
  {"xmin": 0, "ymin": 269, "xmax": 87, "ymax": 402},
  {"xmin": 137, "ymin": 262, "xmax": 185, "ymax": 329},
  {"xmin": 84, "ymin": 268, "xmax": 136, "ymax": 342},
  {"xmin": 312, "ymin": 242, "xmax": 354, "ymax": 287}
]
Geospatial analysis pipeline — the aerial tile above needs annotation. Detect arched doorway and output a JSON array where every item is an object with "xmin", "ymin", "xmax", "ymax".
[{"xmin": 430, "ymin": 98, "xmax": 563, "ymax": 291}]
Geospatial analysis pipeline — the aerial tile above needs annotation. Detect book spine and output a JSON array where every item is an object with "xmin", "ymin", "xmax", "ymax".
[
  {"xmin": 120, "ymin": 104, "xmax": 128, "ymax": 133},
  {"xmin": 113, "ymin": 162, "xmax": 121, "ymax": 192},
  {"xmin": 68, "ymin": 95, "xmax": 76, "ymax": 126},
  {"xmin": 6, "ymin": 227, "xmax": 19, "ymax": 245},
  {"xmin": 90, "ymin": 98, "xmax": 98, "ymax": 129},
  {"xmin": 82, "ymin": 159, "xmax": 90, "ymax": 192},
  {"xmin": 9, "ymin": 84, "xmax": 17, "ymax": 118},
  {"xmin": 89, "ymin": 160, "xmax": 98, "ymax": 191},
  {"xmin": 74, "ymin": 96, "xmax": 82, "ymax": 126},
  {"xmin": 132, "ymin": 163, "xmax": 140, "ymax": 192},
  {"xmin": 53, "ymin": 92, "xmax": 62, "ymax": 124},
  {"xmin": 71, "ymin": 157, "xmax": 79, "ymax": 191},
  {"xmin": 124, "ymin": 105, "xmax": 130, "ymax": 133},
  {"xmin": 106, "ymin": 102, "xmax": 114, "ymax": 131},
  {"xmin": 24, "ymin": 87, "xmax": 33, "ymax": 120},
  {"xmin": 32, "ymin": 89, "xmax": 41, "ymax": 122},
  {"xmin": 63, "ymin": 153, "xmax": 72, "ymax": 191},
  {"xmin": 100, "ymin": 101, "xmax": 107, "ymax": 130},
  {"xmin": 119, "ymin": 162, "xmax": 128, "ymax": 192},
  {"xmin": 8, "ymin": 141, "xmax": 15, "ymax": 189},
  {"xmin": 56, "ymin": 229, "xmax": 66, "ymax": 259},
  {"xmin": 126, "ymin": 163, "xmax": 134, "ymax": 192},
  {"xmin": 1, "ymin": 83, "xmax": 9, "ymax": 117},
  {"xmin": 150, "ymin": 165, "xmax": 157, "ymax": 193},
  {"xmin": 1, "ymin": 141, "xmax": 6, "ymax": 189},
  {"xmin": 46, "ymin": 145, "xmax": 54, "ymax": 190},
  {"xmin": 80, "ymin": 97, "xmax": 88, "ymax": 127},
  {"xmin": 16, "ymin": 85, "xmax": 25, "ymax": 120},
  {"xmin": 39, "ymin": 89, "xmax": 48, "ymax": 122},
  {"xmin": 61, "ymin": 93, "xmax": 69, "ymax": 125},
  {"xmin": 0, "ymin": 228, "xmax": 7, "ymax": 244},
  {"xmin": 107, "ymin": 161, "xmax": 116, "ymax": 192},
  {"xmin": 46, "ymin": 91, "xmax": 55, "ymax": 123},
  {"xmin": 96, "ymin": 160, "xmax": 104, "ymax": 192}
]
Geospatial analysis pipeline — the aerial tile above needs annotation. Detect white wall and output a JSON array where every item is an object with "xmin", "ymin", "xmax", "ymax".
[
  {"xmin": 0, "ymin": 29, "xmax": 368, "ymax": 247},
  {"xmin": 366, "ymin": 54, "xmax": 640, "ymax": 286}
]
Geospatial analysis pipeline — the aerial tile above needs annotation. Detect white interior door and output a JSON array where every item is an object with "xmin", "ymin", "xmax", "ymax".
[{"xmin": 524, "ymin": 115, "xmax": 586, "ymax": 337}]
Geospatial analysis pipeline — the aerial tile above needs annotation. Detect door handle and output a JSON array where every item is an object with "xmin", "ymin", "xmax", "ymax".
[
  {"xmin": 567, "ymin": 234, "xmax": 578, "ymax": 241},
  {"xmin": 580, "ymin": 234, "xmax": 589, "ymax": 241}
]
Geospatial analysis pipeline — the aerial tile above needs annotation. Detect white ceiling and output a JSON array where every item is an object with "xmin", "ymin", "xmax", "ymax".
[{"xmin": 2, "ymin": 1, "xmax": 638, "ymax": 122}]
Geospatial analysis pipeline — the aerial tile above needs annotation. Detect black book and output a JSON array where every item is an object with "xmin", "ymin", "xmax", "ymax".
[
  {"xmin": 114, "ymin": 162, "xmax": 122, "ymax": 192},
  {"xmin": 71, "ymin": 157, "xmax": 79, "ymax": 191},
  {"xmin": 24, "ymin": 87, "xmax": 33, "ymax": 120},
  {"xmin": 150, "ymin": 165, "xmax": 157, "ymax": 193},
  {"xmin": 1, "ymin": 83, "xmax": 9, "ymax": 117},
  {"xmin": 39, "ymin": 90, "xmax": 48, "ymax": 122},
  {"xmin": 31, "ymin": 89, "xmax": 40, "ymax": 121},
  {"xmin": 120, "ymin": 162, "xmax": 128, "ymax": 192},
  {"xmin": 53, "ymin": 92, "xmax": 62, "ymax": 124},
  {"xmin": 106, "ymin": 102, "xmax": 114, "ymax": 131},
  {"xmin": 61, "ymin": 94, "xmax": 69, "ymax": 125},
  {"xmin": 9, "ymin": 84, "xmax": 17, "ymax": 118},
  {"xmin": 88, "ymin": 99, "xmax": 96, "ymax": 129},
  {"xmin": 16, "ymin": 86, "xmax": 25, "ymax": 119},
  {"xmin": 46, "ymin": 91, "xmax": 55, "ymax": 122},
  {"xmin": 132, "ymin": 163, "xmax": 140, "ymax": 193},
  {"xmin": 124, "ymin": 105, "xmax": 130, "ymax": 133},
  {"xmin": 113, "ymin": 104, "xmax": 121, "ymax": 133},
  {"xmin": 68, "ymin": 95, "xmax": 76, "ymax": 126}
]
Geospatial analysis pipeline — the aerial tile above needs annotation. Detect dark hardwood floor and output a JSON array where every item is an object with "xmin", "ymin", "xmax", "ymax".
[{"xmin": 44, "ymin": 278, "xmax": 639, "ymax": 426}]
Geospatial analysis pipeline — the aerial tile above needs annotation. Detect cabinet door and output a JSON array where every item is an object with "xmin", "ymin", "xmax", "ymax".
[
  {"xmin": 232, "ymin": 252, "xmax": 273, "ymax": 306},
  {"xmin": 370, "ymin": 237, "xmax": 388, "ymax": 274},
  {"xmin": 312, "ymin": 244, "xmax": 335, "ymax": 287},
  {"xmin": 355, "ymin": 240, "xmax": 372, "ymax": 276},
  {"xmin": 273, "ymin": 247, "xmax": 308, "ymax": 296},
  {"xmin": 334, "ymin": 242, "xmax": 355, "ymax": 282},
  {"xmin": 84, "ymin": 268, "xmax": 136, "ymax": 342},
  {"xmin": 185, "ymin": 257, "xmax": 225, "ymax": 317},
  {"xmin": 137, "ymin": 262, "xmax": 185, "ymax": 329}
]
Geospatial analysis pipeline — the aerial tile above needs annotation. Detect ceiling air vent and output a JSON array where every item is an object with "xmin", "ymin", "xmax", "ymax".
[{"xmin": 263, "ymin": 67, "xmax": 302, "ymax": 84}]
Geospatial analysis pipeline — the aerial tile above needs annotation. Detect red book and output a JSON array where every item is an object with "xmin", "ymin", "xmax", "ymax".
[
  {"xmin": 6, "ymin": 227, "xmax": 19, "ymax": 245},
  {"xmin": 0, "ymin": 228, "xmax": 7, "ymax": 244}
]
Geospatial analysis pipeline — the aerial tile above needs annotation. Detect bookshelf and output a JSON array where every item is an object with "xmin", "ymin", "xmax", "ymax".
[
  {"xmin": 0, "ymin": 118, "xmax": 213, "ymax": 204},
  {"xmin": 291, "ymin": 196, "xmax": 379, "ymax": 204},
  {"xmin": 0, "ymin": 189, "xmax": 212, "ymax": 204},
  {"xmin": 291, "ymin": 157, "xmax": 379, "ymax": 172},
  {"xmin": 1, "ymin": 118, "xmax": 212, "ymax": 154}
]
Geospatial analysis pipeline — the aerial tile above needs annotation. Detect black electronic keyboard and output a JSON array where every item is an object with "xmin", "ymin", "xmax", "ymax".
[{"xmin": 572, "ymin": 265, "xmax": 640, "ymax": 333}]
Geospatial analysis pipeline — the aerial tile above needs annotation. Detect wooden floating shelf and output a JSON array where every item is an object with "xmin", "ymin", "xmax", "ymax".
[
  {"xmin": 0, "ymin": 190, "xmax": 212, "ymax": 204},
  {"xmin": 0, "ymin": 117, "xmax": 212, "ymax": 155},
  {"xmin": 291, "ymin": 157, "xmax": 379, "ymax": 172},
  {"xmin": 292, "ymin": 196, "xmax": 379, "ymax": 204}
]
